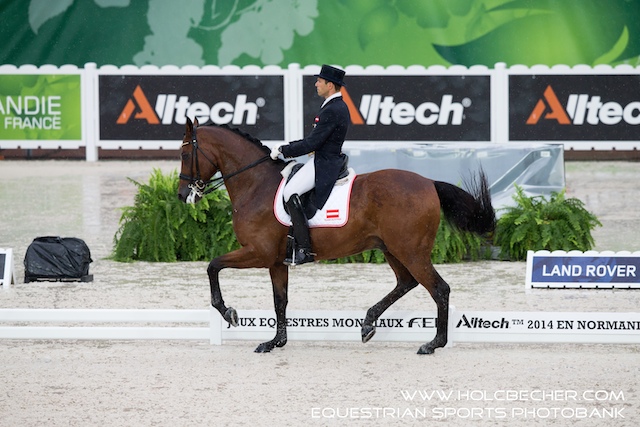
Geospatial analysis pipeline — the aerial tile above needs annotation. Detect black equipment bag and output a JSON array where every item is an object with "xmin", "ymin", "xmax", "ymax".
[{"xmin": 24, "ymin": 236, "xmax": 93, "ymax": 283}]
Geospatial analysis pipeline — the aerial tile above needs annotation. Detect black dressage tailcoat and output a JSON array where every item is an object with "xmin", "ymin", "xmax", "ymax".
[{"xmin": 280, "ymin": 96, "xmax": 350, "ymax": 209}]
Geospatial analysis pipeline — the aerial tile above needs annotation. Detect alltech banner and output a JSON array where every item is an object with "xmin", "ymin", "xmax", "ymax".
[
  {"xmin": 303, "ymin": 75, "xmax": 491, "ymax": 141},
  {"xmin": 510, "ymin": 74, "xmax": 640, "ymax": 141},
  {"xmin": 0, "ymin": 74, "xmax": 81, "ymax": 140},
  {"xmin": 210, "ymin": 309, "xmax": 640, "ymax": 345},
  {"xmin": 99, "ymin": 75, "xmax": 285, "ymax": 141}
]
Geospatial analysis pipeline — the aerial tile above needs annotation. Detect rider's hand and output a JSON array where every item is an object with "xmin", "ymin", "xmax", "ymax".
[{"xmin": 270, "ymin": 143, "xmax": 286, "ymax": 160}]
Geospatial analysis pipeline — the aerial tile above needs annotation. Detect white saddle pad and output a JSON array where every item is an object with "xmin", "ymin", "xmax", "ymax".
[{"xmin": 274, "ymin": 167, "xmax": 356, "ymax": 228}]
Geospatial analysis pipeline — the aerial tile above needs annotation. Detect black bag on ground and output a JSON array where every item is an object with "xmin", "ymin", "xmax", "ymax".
[{"xmin": 24, "ymin": 236, "xmax": 93, "ymax": 282}]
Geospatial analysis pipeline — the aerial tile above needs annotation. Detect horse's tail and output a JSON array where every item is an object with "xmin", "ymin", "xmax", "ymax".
[{"xmin": 433, "ymin": 169, "xmax": 496, "ymax": 235}]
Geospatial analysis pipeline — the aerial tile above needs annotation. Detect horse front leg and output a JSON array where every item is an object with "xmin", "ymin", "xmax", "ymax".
[
  {"xmin": 255, "ymin": 264, "xmax": 289, "ymax": 353},
  {"xmin": 207, "ymin": 257, "xmax": 238, "ymax": 326},
  {"xmin": 207, "ymin": 246, "xmax": 263, "ymax": 327}
]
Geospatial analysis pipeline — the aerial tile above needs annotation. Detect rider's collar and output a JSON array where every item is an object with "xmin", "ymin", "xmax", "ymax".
[{"xmin": 321, "ymin": 92, "xmax": 343, "ymax": 109}]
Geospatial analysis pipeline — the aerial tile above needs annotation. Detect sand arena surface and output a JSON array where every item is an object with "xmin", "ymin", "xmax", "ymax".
[{"xmin": 0, "ymin": 160, "xmax": 639, "ymax": 426}]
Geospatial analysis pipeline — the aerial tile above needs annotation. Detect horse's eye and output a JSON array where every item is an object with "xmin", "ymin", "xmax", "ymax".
[{"xmin": 181, "ymin": 152, "xmax": 190, "ymax": 161}]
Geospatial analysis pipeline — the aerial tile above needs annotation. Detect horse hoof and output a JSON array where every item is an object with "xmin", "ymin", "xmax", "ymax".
[
  {"xmin": 254, "ymin": 342, "xmax": 274, "ymax": 353},
  {"xmin": 417, "ymin": 345, "xmax": 435, "ymax": 355},
  {"xmin": 361, "ymin": 324, "xmax": 376, "ymax": 343},
  {"xmin": 417, "ymin": 336, "xmax": 446, "ymax": 354},
  {"xmin": 224, "ymin": 307, "xmax": 238, "ymax": 327}
]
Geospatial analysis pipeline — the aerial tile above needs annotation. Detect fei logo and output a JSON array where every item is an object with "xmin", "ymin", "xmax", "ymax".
[
  {"xmin": 526, "ymin": 85, "xmax": 640, "ymax": 126},
  {"xmin": 115, "ymin": 85, "xmax": 263, "ymax": 126}
]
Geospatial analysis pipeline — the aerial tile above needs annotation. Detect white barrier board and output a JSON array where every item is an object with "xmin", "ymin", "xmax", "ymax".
[{"xmin": 1, "ymin": 307, "xmax": 639, "ymax": 345}]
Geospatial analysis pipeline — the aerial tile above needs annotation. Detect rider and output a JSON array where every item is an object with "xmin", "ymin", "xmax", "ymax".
[{"xmin": 270, "ymin": 64, "xmax": 350, "ymax": 266}]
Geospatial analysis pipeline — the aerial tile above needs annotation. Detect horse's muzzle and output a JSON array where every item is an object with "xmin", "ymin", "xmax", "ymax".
[
  {"xmin": 178, "ymin": 184, "xmax": 202, "ymax": 204},
  {"xmin": 177, "ymin": 186, "xmax": 193, "ymax": 204}
]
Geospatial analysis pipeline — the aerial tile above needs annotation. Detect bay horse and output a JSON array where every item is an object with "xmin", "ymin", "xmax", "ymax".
[{"xmin": 177, "ymin": 118, "xmax": 496, "ymax": 354}]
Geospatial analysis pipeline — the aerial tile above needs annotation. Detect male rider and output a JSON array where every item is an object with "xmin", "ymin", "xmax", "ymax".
[{"xmin": 270, "ymin": 64, "xmax": 350, "ymax": 266}]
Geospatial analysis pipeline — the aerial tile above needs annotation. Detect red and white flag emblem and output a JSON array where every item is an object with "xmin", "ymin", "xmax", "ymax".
[{"xmin": 326, "ymin": 209, "xmax": 340, "ymax": 220}]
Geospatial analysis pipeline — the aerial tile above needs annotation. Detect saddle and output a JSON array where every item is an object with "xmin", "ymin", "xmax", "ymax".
[{"xmin": 283, "ymin": 155, "xmax": 350, "ymax": 219}]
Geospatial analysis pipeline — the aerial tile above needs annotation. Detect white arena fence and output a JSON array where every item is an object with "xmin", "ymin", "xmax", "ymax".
[
  {"xmin": 1, "ymin": 307, "xmax": 639, "ymax": 346},
  {"xmin": 2, "ymin": 62, "xmax": 640, "ymax": 161}
]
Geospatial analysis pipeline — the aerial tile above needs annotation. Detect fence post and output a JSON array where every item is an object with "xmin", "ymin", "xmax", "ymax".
[
  {"xmin": 83, "ymin": 62, "xmax": 99, "ymax": 161},
  {"xmin": 287, "ymin": 63, "xmax": 303, "ymax": 141},
  {"xmin": 492, "ymin": 62, "xmax": 509, "ymax": 144}
]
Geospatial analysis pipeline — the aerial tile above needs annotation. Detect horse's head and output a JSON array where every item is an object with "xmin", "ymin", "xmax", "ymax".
[{"xmin": 177, "ymin": 117, "xmax": 218, "ymax": 204}]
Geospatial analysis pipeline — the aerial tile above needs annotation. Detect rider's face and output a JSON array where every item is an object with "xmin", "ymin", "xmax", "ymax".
[{"xmin": 315, "ymin": 78, "xmax": 332, "ymax": 98}]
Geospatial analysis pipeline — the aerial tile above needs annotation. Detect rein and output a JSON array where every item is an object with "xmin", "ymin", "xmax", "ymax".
[{"xmin": 180, "ymin": 125, "xmax": 271, "ymax": 199}]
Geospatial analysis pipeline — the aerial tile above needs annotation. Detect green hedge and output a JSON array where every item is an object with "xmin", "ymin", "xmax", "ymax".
[
  {"xmin": 111, "ymin": 169, "xmax": 239, "ymax": 262},
  {"xmin": 494, "ymin": 186, "xmax": 602, "ymax": 261}
]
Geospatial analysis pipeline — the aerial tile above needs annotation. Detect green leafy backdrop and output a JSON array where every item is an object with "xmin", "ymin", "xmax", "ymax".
[{"xmin": 2, "ymin": 0, "xmax": 639, "ymax": 68}]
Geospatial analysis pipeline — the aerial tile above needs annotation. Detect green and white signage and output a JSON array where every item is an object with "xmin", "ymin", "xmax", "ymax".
[{"xmin": 0, "ymin": 74, "xmax": 81, "ymax": 140}]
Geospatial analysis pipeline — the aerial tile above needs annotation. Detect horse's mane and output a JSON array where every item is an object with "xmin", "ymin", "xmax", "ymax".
[{"xmin": 201, "ymin": 122, "xmax": 273, "ymax": 157}]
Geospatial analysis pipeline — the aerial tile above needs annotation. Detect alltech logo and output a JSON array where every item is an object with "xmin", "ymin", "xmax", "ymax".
[
  {"xmin": 342, "ymin": 89, "xmax": 467, "ymax": 126},
  {"xmin": 115, "ymin": 85, "xmax": 263, "ymax": 126},
  {"xmin": 303, "ymin": 75, "xmax": 491, "ymax": 141},
  {"xmin": 456, "ymin": 314, "xmax": 510, "ymax": 329},
  {"xmin": 510, "ymin": 74, "xmax": 640, "ymax": 141},
  {"xmin": 99, "ymin": 75, "xmax": 285, "ymax": 140},
  {"xmin": 526, "ymin": 85, "xmax": 640, "ymax": 126}
]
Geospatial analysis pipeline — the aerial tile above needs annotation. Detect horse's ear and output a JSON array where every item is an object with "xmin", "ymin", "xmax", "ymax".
[{"xmin": 194, "ymin": 117, "xmax": 199, "ymax": 127}]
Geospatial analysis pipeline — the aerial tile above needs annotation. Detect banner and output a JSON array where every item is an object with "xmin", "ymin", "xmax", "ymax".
[
  {"xmin": 510, "ymin": 75, "xmax": 640, "ymax": 141},
  {"xmin": 220, "ymin": 309, "xmax": 438, "ymax": 343},
  {"xmin": 3, "ymin": 1, "xmax": 639, "ymax": 69},
  {"xmin": 526, "ymin": 251, "xmax": 640, "ymax": 289},
  {"xmin": 0, "ymin": 74, "xmax": 81, "ymax": 140},
  {"xmin": 99, "ymin": 75, "xmax": 285, "ymax": 141},
  {"xmin": 211, "ymin": 309, "xmax": 640, "ymax": 345},
  {"xmin": 453, "ymin": 311, "xmax": 640, "ymax": 344},
  {"xmin": 303, "ymin": 75, "xmax": 491, "ymax": 141}
]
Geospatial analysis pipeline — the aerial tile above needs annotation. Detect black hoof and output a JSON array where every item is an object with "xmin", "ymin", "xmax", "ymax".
[
  {"xmin": 417, "ymin": 338, "xmax": 446, "ymax": 355},
  {"xmin": 254, "ymin": 335, "xmax": 287, "ymax": 353},
  {"xmin": 254, "ymin": 342, "xmax": 274, "ymax": 353},
  {"xmin": 224, "ymin": 307, "xmax": 238, "ymax": 327},
  {"xmin": 417, "ymin": 345, "xmax": 435, "ymax": 355},
  {"xmin": 361, "ymin": 324, "xmax": 376, "ymax": 343}
]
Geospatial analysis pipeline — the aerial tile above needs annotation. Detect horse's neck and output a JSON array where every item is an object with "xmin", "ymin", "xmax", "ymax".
[
  {"xmin": 225, "ymin": 164, "xmax": 281, "ymax": 209},
  {"xmin": 217, "ymin": 142, "xmax": 281, "ymax": 208}
]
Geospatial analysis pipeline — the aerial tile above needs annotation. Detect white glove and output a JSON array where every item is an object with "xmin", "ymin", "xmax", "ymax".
[{"xmin": 270, "ymin": 143, "xmax": 287, "ymax": 160}]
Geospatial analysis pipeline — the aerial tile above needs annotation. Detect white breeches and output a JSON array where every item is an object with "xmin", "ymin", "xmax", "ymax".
[{"xmin": 283, "ymin": 160, "xmax": 315, "ymax": 202}]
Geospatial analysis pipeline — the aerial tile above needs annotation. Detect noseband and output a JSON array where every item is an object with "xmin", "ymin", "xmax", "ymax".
[{"xmin": 179, "ymin": 124, "xmax": 271, "ymax": 203}]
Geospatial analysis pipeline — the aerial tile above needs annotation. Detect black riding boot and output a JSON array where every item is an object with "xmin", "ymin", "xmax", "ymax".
[{"xmin": 284, "ymin": 194, "xmax": 315, "ymax": 266}]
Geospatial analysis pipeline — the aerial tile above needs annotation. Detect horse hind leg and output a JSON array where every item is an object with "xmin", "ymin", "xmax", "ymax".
[
  {"xmin": 414, "ymin": 265, "xmax": 450, "ymax": 355},
  {"xmin": 255, "ymin": 264, "xmax": 289, "ymax": 353},
  {"xmin": 361, "ymin": 252, "xmax": 419, "ymax": 343}
]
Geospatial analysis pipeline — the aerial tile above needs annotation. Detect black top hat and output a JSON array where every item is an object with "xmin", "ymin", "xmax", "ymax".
[{"xmin": 315, "ymin": 64, "xmax": 346, "ymax": 87}]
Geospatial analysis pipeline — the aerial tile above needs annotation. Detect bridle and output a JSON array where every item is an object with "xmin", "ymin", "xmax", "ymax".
[{"xmin": 179, "ymin": 124, "xmax": 270, "ymax": 203}]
